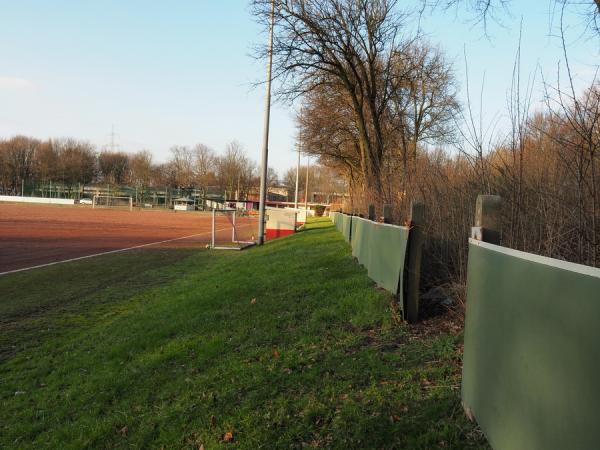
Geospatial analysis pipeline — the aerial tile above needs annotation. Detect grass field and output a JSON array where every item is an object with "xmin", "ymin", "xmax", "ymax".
[{"xmin": 0, "ymin": 218, "xmax": 488, "ymax": 449}]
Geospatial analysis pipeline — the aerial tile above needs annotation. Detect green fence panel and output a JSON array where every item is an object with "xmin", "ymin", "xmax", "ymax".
[
  {"xmin": 347, "ymin": 216, "xmax": 408, "ymax": 298},
  {"xmin": 462, "ymin": 239, "xmax": 600, "ymax": 450},
  {"xmin": 341, "ymin": 214, "xmax": 352, "ymax": 243},
  {"xmin": 330, "ymin": 212, "xmax": 336, "ymax": 229},
  {"xmin": 334, "ymin": 212, "xmax": 342, "ymax": 232},
  {"xmin": 350, "ymin": 217, "xmax": 369, "ymax": 264},
  {"xmin": 330, "ymin": 213, "xmax": 409, "ymax": 301},
  {"xmin": 365, "ymin": 222, "xmax": 408, "ymax": 297}
]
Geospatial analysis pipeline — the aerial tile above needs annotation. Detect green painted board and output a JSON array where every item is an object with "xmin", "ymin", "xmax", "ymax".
[
  {"xmin": 331, "ymin": 212, "xmax": 342, "ymax": 232},
  {"xmin": 350, "ymin": 216, "xmax": 408, "ymax": 298},
  {"xmin": 341, "ymin": 214, "xmax": 352, "ymax": 243},
  {"xmin": 365, "ymin": 221, "xmax": 408, "ymax": 297},
  {"xmin": 350, "ymin": 217, "xmax": 369, "ymax": 264},
  {"xmin": 331, "ymin": 214, "xmax": 409, "ymax": 301},
  {"xmin": 462, "ymin": 239, "xmax": 600, "ymax": 450}
]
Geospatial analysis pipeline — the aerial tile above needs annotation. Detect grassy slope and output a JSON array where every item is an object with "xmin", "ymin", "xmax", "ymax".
[{"xmin": 0, "ymin": 219, "xmax": 488, "ymax": 449}]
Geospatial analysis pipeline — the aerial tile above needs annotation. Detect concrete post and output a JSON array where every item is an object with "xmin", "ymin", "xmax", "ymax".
[
  {"xmin": 382, "ymin": 204, "xmax": 392, "ymax": 223},
  {"xmin": 405, "ymin": 201, "xmax": 425, "ymax": 323},
  {"xmin": 463, "ymin": 194, "xmax": 502, "ymax": 422},
  {"xmin": 472, "ymin": 195, "xmax": 502, "ymax": 244},
  {"xmin": 368, "ymin": 204, "xmax": 375, "ymax": 221}
]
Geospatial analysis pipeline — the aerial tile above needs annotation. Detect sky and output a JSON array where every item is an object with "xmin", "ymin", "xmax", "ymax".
[{"xmin": 0, "ymin": 1, "xmax": 598, "ymax": 175}]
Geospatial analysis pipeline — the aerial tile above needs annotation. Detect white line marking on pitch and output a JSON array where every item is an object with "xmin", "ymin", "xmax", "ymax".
[{"xmin": 0, "ymin": 223, "xmax": 255, "ymax": 277}]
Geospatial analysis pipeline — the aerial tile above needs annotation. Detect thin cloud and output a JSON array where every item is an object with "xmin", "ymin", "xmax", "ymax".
[{"xmin": 0, "ymin": 76, "xmax": 36, "ymax": 90}]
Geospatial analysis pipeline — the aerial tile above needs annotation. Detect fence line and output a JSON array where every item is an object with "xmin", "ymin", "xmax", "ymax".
[{"xmin": 331, "ymin": 211, "xmax": 421, "ymax": 319}]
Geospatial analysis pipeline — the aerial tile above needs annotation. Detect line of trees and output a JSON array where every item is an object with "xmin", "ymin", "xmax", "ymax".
[
  {"xmin": 0, "ymin": 135, "xmax": 348, "ymax": 204},
  {"xmin": 0, "ymin": 138, "xmax": 266, "ymax": 198}
]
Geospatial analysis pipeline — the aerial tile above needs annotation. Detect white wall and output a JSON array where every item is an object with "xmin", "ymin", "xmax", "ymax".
[{"xmin": 0, "ymin": 195, "xmax": 75, "ymax": 205}]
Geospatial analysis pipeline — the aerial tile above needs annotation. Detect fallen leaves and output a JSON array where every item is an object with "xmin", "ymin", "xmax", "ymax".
[
  {"xmin": 389, "ymin": 405, "xmax": 409, "ymax": 423},
  {"xmin": 250, "ymin": 298, "xmax": 257, "ymax": 305},
  {"xmin": 222, "ymin": 431, "xmax": 234, "ymax": 442},
  {"xmin": 119, "ymin": 426, "xmax": 128, "ymax": 437}
]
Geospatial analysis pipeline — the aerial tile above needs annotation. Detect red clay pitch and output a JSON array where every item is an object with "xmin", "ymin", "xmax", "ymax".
[{"xmin": 0, "ymin": 203, "xmax": 258, "ymax": 273}]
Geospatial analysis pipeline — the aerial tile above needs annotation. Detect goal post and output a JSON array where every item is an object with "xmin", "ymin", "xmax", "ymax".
[
  {"xmin": 92, "ymin": 195, "xmax": 133, "ymax": 211},
  {"xmin": 210, "ymin": 208, "xmax": 256, "ymax": 250}
]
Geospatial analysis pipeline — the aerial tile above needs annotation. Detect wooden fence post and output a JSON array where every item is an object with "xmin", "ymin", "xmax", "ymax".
[
  {"xmin": 472, "ymin": 195, "xmax": 502, "ymax": 244},
  {"xmin": 405, "ymin": 201, "xmax": 425, "ymax": 323},
  {"xmin": 368, "ymin": 204, "xmax": 375, "ymax": 221}
]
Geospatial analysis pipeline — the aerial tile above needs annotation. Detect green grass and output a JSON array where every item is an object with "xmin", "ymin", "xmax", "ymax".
[{"xmin": 0, "ymin": 218, "xmax": 488, "ymax": 449}]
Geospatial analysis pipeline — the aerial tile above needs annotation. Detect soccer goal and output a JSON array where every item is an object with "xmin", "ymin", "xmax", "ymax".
[
  {"xmin": 92, "ymin": 195, "xmax": 133, "ymax": 211},
  {"xmin": 210, "ymin": 209, "xmax": 256, "ymax": 250}
]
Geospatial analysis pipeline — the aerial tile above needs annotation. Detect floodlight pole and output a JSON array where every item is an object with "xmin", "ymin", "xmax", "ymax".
[
  {"xmin": 304, "ymin": 155, "xmax": 310, "ymax": 211},
  {"xmin": 294, "ymin": 106, "xmax": 303, "ymax": 209},
  {"xmin": 294, "ymin": 142, "xmax": 300, "ymax": 209},
  {"xmin": 257, "ymin": 0, "xmax": 275, "ymax": 245},
  {"xmin": 211, "ymin": 208, "xmax": 216, "ymax": 248}
]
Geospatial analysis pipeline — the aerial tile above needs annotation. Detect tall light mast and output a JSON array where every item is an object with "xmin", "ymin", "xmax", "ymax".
[
  {"xmin": 304, "ymin": 155, "xmax": 310, "ymax": 211},
  {"xmin": 294, "ymin": 142, "xmax": 301, "ymax": 209},
  {"xmin": 257, "ymin": 0, "xmax": 275, "ymax": 245}
]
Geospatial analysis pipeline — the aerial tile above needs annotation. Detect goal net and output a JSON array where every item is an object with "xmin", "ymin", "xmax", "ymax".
[
  {"xmin": 210, "ymin": 209, "xmax": 257, "ymax": 250},
  {"xmin": 92, "ymin": 195, "xmax": 133, "ymax": 211}
]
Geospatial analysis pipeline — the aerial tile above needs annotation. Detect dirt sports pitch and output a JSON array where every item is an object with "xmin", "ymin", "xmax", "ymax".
[{"xmin": 0, "ymin": 203, "xmax": 258, "ymax": 274}]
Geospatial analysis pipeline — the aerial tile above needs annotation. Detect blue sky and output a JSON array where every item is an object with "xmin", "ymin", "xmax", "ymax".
[{"xmin": 0, "ymin": 1, "xmax": 598, "ymax": 174}]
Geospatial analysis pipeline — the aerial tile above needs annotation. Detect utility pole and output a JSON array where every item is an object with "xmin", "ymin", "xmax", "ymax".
[
  {"xmin": 257, "ymin": 0, "xmax": 275, "ymax": 245},
  {"xmin": 294, "ymin": 142, "xmax": 301, "ymax": 209},
  {"xmin": 304, "ymin": 155, "xmax": 310, "ymax": 211},
  {"xmin": 294, "ymin": 106, "xmax": 303, "ymax": 209}
]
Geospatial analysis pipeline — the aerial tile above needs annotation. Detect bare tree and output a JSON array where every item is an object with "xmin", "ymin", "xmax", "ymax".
[
  {"xmin": 297, "ymin": 86, "xmax": 363, "ymax": 190},
  {"xmin": 98, "ymin": 150, "xmax": 129, "ymax": 185},
  {"xmin": 53, "ymin": 138, "xmax": 97, "ymax": 187},
  {"xmin": 295, "ymin": 40, "xmax": 458, "ymax": 209},
  {"xmin": 252, "ymin": 0, "xmax": 415, "ymax": 203},
  {"xmin": 129, "ymin": 151, "xmax": 153, "ymax": 188},
  {"xmin": 168, "ymin": 146, "xmax": 196, "ymax": 188},
  {"xmin": 387, "ymin": 41, "xmax": 460, "ymax": 203},
  {"xmin": 192, "ymin": 144, "xmax": 217, "ymax": 187},
  {"xmin": 216, "ymin": 141, "xmax": 256, "ymax": 199},
  {"xmin": 0, "ymin": 136, "xmax": 40, "ymax": 193},
  {"xmin": 283, "ymin": 163, "xmax": 346, "ymax": 200},
  {"xmin": 151, "ymin": 162, "xmax": 176, "ymax": 188},
  {"xmin": 35, "ymin": 140, "xmax": 59, "ymax": 184},
  {"xmin": 267, "ymin": 167, "xmax": 279, "ymax": 189}
]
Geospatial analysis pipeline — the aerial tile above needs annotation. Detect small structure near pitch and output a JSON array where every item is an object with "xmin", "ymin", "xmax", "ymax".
[
  {"xmin": 265, "ymin": 207, "xmax": 297, "ymax": 239},
  {"xmin": 173, "ymin": 197, "xmax": 195, "ymax": 211}
]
